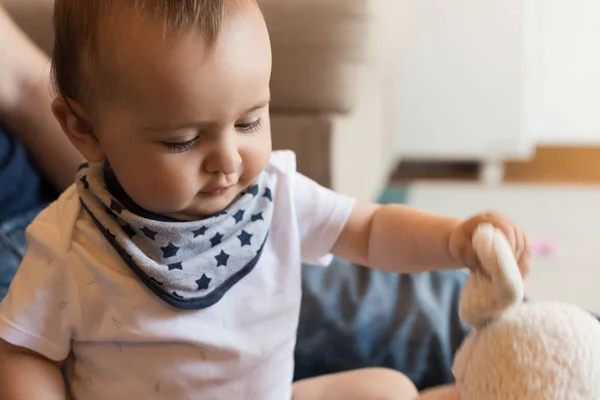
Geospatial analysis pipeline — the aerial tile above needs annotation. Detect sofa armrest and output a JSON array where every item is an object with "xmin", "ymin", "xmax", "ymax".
[
  {"xmin": 3, "ymin": 0, "xmax": 55, "ymax": 55},
  {"xmin": 260, "ymin": 0, "xmax": 401, "ymax": 114}
]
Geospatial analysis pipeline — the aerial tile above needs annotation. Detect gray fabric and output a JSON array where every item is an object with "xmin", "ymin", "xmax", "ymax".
[
  {"xmin": 76, "ymin": 162, "xmax": 274, "ymax": 310},
  {"xmin": 295, "ymin": 258, "xmax": 471, "ymax": 390}
]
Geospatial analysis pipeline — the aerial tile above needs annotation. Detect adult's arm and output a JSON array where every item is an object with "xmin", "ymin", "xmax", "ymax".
[{"xmin": 0, "ymin": 5, "xmax": 81, "ymax": 192}]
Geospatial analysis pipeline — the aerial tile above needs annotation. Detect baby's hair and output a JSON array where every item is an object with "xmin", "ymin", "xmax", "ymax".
[{"xmin": 51, "ymin": 0, "xmax": 250, "ymax": 108}]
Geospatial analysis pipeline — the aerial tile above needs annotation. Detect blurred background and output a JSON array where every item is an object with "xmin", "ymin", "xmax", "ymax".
[
  {"xmin": 387, "ymin": 0, "xmax": 600, "ymax": 316},
  {"xmin": 5, "ymin": 0, "xmax": 600, "ymax": 314},
  {"xmin": 276, "ymin": 0, "xmax": 600, "ymax": 314}
]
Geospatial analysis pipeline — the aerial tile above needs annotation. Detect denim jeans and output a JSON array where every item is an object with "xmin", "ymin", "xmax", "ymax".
[
  {"xmin": 296, "ymin": 260, "xmax": 470, "ymax": 389},
  {"xmin": 0, "ymin": 205, "xmax": 46, "ymax": 301},
  {"xmin": 0, "ymin": 206, "xmax": 470, "ymax": 390}
]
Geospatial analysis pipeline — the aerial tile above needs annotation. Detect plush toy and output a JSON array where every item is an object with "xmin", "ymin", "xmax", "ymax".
[{"xmin": 452, "ymin": 223, "xmax": 600, "ymax": 400}]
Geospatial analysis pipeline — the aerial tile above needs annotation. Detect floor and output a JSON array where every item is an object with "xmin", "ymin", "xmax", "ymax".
[{"xmin": 389, "ymin": 146, "xmax": 600, "ymax": 314}]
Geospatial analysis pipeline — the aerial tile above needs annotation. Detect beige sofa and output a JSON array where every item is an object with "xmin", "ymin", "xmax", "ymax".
[{"xmin": 3, "ymin": 0, "xmax": 401, "ymax": 202}]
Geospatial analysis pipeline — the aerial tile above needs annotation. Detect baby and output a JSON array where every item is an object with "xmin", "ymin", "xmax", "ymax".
[{"xmin": 0, "ymin": 1, "xmax": 530, "ymax": 399}]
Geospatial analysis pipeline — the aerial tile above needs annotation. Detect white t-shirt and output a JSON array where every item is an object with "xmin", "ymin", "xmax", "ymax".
[{"xmin": 0, "ymin": 151, "xmax": 355, "ymax": 400}]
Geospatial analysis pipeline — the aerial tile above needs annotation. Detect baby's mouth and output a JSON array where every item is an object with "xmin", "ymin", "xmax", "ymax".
[{"xmin": 200, "ymin": 185, "xmax": 233, "ymax": 197}]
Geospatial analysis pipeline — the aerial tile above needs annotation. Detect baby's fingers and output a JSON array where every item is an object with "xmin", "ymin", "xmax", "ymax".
[
  {"xmin": 517, "ymin": 233, "xmax": 532, "ymax": 277},
  {"xmin": 487, "ymin": 216, "xmax": 517, "ymax": 252},
  {"xmin": 457, "ymin": 238, "xmax": 488, "ymax": 278}
]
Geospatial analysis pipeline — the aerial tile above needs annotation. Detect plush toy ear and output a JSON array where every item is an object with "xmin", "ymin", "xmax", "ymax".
[{"xmin": 459, "ymin": 223, "xmax": 525, "ymax": 329}]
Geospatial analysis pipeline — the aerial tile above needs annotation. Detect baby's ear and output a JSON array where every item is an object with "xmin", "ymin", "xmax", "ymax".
[{"xmin": 51, "ymin": 98, "xmax": 104, "ymax": 163}]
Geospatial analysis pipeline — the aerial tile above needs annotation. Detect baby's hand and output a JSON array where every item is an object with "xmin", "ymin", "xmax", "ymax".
[{"xmin": 448, "ymin": 211, "xmax": 531, "ymax": 277}]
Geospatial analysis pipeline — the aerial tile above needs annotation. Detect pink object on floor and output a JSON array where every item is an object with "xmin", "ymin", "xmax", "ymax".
[{"xmin": 529, "ymin": 239, "xmax": 559, "ymax": 256}]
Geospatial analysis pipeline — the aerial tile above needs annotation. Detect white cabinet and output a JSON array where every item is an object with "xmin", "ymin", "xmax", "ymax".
[{"xmin": 393, "ymin": 0, "xmax": 600, "ymax": 164}]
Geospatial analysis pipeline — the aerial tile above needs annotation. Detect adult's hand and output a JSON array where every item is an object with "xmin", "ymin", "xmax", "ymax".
[{"xmin": 0, "ymin": 5, "xmax": 81, "ymax": 192}]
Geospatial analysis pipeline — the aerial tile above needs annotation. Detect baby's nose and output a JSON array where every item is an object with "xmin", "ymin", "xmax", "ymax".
[{"xmin": 204, "ymin": 139, "xmax": 242, "ymax": 176}]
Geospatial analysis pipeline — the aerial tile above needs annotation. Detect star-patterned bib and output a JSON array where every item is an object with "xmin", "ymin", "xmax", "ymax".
[{"xmin": 75, "ymin": 162, "xmax": 274, "ymax": 310}]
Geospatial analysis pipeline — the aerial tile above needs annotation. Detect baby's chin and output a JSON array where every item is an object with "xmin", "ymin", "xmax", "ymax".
[{"xmin": 163, "ymin": 191, "xmax": 244, "ymax": 221}]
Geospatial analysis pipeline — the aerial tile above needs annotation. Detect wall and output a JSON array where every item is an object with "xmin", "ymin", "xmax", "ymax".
[
  {"xmin": 393, "ymin": 0, "xmax": 600, "ymax": 162},
  {"xmin": 526, "ymin": 0, "xmax": 600, "ymax": 145},
  {"xmin": 392, "ymin": 0, "xmax": 532, "ymax": 161}
]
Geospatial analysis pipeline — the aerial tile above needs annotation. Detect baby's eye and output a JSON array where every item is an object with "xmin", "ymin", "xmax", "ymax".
[
  {"xmin": 163, "ymin": 136, "xmax": 199, "ymax": 153},
  {"xmin": 236, "ymin": 118, "xmax": 263, "ymax": 134}
]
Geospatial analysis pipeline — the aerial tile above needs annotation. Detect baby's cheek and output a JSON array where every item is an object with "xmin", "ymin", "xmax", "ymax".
[
  {"xmin": 241, "ymin": 143, "xmax": 271, "ymax": 180},
  {"xmin": 153, "ymin": 176, "xmax": 198, "ymax": 208},
  {"xmin": 127, "ymin": 169, "xmax": 195, "ymax": 212}
]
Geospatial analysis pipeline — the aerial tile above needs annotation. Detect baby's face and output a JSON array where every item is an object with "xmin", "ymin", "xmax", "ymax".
[{"xmin": 88, "ymin": 5, "xmax": 272, "ymax": 220}]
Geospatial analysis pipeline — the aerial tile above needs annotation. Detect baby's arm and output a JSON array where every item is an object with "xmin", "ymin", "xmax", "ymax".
[
  {"xmin": 292, "ymin": 160, "xmax": 528, "ymax": 274},
  {"xmin": 332, "ymin": 201, "xmax": 528, "ymax": 274},
  {"xmin": 0, "ymin": 339, "xmax": 66, "ymax": 399},
  {"xmin": 332, "ymin": 202, "xmax": 462, "ymax": 273}
]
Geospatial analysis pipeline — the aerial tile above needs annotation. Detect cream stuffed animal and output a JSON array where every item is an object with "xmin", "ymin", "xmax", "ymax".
[{"xmin": 452, "ymin": 223, "xmax": 600, "ymax": 400}]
